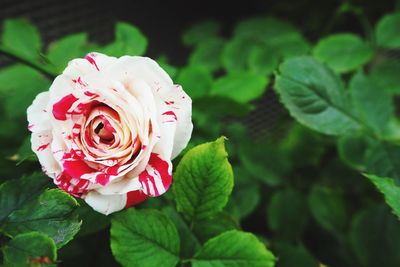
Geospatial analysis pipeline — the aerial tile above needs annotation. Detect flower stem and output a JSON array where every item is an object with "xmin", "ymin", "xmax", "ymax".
[{"xmin": 0, "ymin": 47, "xmax": 57, "ymax": 80}]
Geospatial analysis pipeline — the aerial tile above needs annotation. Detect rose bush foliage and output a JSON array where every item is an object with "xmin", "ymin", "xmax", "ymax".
[{"xmin": 1, "ymin": 3, "xmax": 400, "ymax": 267}]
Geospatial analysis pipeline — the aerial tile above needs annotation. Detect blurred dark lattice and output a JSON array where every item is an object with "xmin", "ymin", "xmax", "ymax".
[
  {"xmin": 0, "ymin": 0, "xmax": 114, "ymax": 67},
  {"xmin": 0, "ymin": 0, "xmax": 290, "ymax": 139}
]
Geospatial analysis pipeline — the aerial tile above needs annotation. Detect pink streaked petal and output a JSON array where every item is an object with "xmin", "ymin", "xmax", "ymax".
[
  {"xmin": 125, "ymin": 190, "xmax": 147, "ymax": 208},
  {"xmin": 139, "ymin": 153, "xmax": 172, "ymax": 197},
  {"xmin": 52, "ymin": 94, "xmax": 79, "ymax": 120}
]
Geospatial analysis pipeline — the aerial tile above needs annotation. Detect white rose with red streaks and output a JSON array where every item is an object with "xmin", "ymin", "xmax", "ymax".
[{"xmin": 27, "ymin": 52, "xmax": 192, "ymax": 215}]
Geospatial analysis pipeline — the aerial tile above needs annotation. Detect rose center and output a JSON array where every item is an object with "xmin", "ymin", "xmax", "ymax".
[{"xmin": 94, "ymin": 122, "xmax": 114, "ymax": 142}]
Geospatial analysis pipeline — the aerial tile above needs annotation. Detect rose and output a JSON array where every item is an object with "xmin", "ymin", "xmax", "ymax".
[{"xmin": 27, "ymin": 52, "xmax": 192, "ymax": 215}]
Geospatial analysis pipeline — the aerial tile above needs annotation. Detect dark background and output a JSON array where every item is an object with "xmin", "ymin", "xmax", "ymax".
[{"xmin": 0, "ymin": 0, "xmax": 396, "ymax": 66}]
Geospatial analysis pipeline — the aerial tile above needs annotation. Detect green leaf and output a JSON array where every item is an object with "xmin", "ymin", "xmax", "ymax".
[
  {"xmin": 193, "ymin": 212, "xmax": 239, "ymax": 243},
  {"xmin": 349, "ymin": 72, "xmax": 393, "ymax": 132},
  {"xmin": 0, "ymin": 173, "xmax": 49, "ymax": 222},
  {"xmin": 370, "ymin": 59, "xmax": 400, "ymax": 94},
  {"xmin": 350, "ymin": 205, "xmax": 400, "ymax": 267},
  {"xmin": 192, "ymin": 230, "xmax": 276, "ymax": 267},
  {"xmin": 233, "ymin": 16, "xmax": 310, "ymax": 59},
  {"xmin": 364, "ymin": 140, "xmax": 400, "ymax": 181},
  {"xmin": 1, "ymin": 18, "xmax": 42, "ymax": 60},
  {"xmin": 110, "ymin": 208, "xmax": 180, "ymax": 267},
  {"xmin": 2, "ymin": 232, "xmax": 57, "ymax": 267},
  {"xmin": 211, "ymin": 72, "xmax": 268, "ymax": 104},
  {"xmin": 102, "ymin": 22, "xmax": 147, "ymax": 56},
  {"xmin": 313, "ymin": 33, "xmax": 373, "ymax": 73},
  {"xmin": 267, "ymin": 188, "xmax": 308, "ymax": 240},
  {"xmin": 275, "ymin": 243, "xmax": 319, "ymax": 267},
  {"xmin": 75, "ymin": 200, "xmax": 110, "ymax": 236},
  {"xmin": 173, "ymin": 137, "xmax": 234, "ymax": 221},
  {"xmin": 177, "ymin": 66, "xmax": 213, "ymax": 99},
  {"xmin": 308, "ymin": 185, "xmax": 347, "ymax": 232},
  {"xmin": 0, "ymin": 64, "xmax": 51, "ymax": 119},
  {"xmin": 182, "ymin": 20, "xmax": 221, "ymax": 46},
  {"xmin": 337, "ymin": 133, "xmax": 369, "ymax": 170},
  {"xmin": 365, "ymin": 174, "xmax": 400, "ymax": 219},
  {"xmin": 248, "ymin": 46, "xmax": 280, "ymax": 76},
  {"xmin": 229, "ymin": 182, "xmax": 261, "ymax": 220},
  {"xmin": 239, "ymin": 142, "xmax": 287, "ymax": 186},
  {"xmin": 222, "ymin": 37, "xmax": 260, "ymax": 73},
  {"xmin": 47, "ymin": 33, "xmax": 89, "ymax": 73},
  {"xmin": 2, "ymin": 189, "xmax": 81, "ymax": 248},
  {"xmin": 274, "ymin": 56, "xmax": 361, "ymax": 135},
  {"xmin": 162, "ymin": 206, "xmax": 201, "ymax": 258},
  {"xmin": 189, "ymin": 37, "xmax": 225, "ymax": 72},
  {"xmin": 14, "ymin": 137, "xmax": 38, "ymax": 164},
  {"xmin": 375, "ymin": 12, "xmax": 400, "ymax": 49}
]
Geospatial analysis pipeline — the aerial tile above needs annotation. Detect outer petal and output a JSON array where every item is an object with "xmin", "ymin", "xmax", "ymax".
[
  {"xmin": 27, "ymin": 92, "xmax": 52, "ymax": 133},
  {"xmin": 138, "ymin": 152, "xmax": 172, "ymax": 197},
  {"xmin": 84, "ymin": 191, "xmax": 126, "ymax": 215}
]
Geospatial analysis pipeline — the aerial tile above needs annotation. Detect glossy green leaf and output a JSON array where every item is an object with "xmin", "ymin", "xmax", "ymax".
[
  {"xmin": 193, "ymin": 230, "xmax": 276, "ymax": 267},
  {"xmin": 267, "ymin": 188, "xmax": 308, "ymax": 240},
  {"xmin": 182, "ymin": 20, "xmax": 221, "ymax": 46},
  {"xmin": 177, "ymin": 66, "xmax": 213, "ymax": 99},
  {"xmin": 350, "ymin": 205, "xmax": 400, "ymax": 267},
  {"xmin": 47, "ymin": 33, "xmax": 89, "ymax": 72},
  {"xmin": 275, "ymin": 244, "xmax": 319, "ymax": 267},
  {"xmin": 173, "ymin": 137, "xmax": 234, "ymax": 221},
  {"xmin": 189, "ymin": 37, "xmax": 225, "ymax": 72},
  {"xmin": 337, "ymin": 133, "xmax": 369, "ymax": 170},
  {"xmin": 376, "ymin": 12, "xmax": 400, "ymax": 49},
  {"xmin": 308, "ymin": 185, "xmax": 347, "ymax": 232},
  {"xmin": 2, "ymin": 232, "xmax": 57, "ymax": 267},
  {"xmin": 370, "ymin": 59, "xmax": 400, "ymax": 94},
  {"xmin": 1, "ymin": 18, "xmax": 42, "ymax": 60},
  {"xmin": 110, "ymin": 209, "xmax": 180, "ymax": 267},
  {"xmin": 275, "ymin": 56, "xmax": 361, "ymax": 135},
  {"xmin": 162, "ymin": 206, "xmax": 201, "ymax": 258},
  {"xmin": 365, "ymin": 174, "xmax": 400, "ymax": 219},
  {"xmin": 222, "ymin": 37, "xmax": 260, "ymax": 72},
  {"xmin": 193, "ymin": 212, "xmax": 239, "ymax": 243},
  {"xmin": 349, "ymin": 72, "xmax": 393, "ymax": 132},
  {"xmin": 0, "ymin": 64, "xmax": 51, "ymax": 119},
  {"xmin": 0, "ymin": 173, "xmax": 48, "ymax": 223},
  {"xmin": 102, "ymin": 22, "xmax": 147, "ymax": 56},
  {"xmin": 211, "ymin": 72, "xmax": 268, "ymax": 104},
  {"xmin": 313, "ymin": 33, "xmax": 373, "ymax": 73},
  {"xmin": 248, "ymin": 47, "xmax": 280, "ymax": 76},
  {"xmin": 2, "ymin": 189, "xmax": 81, "ymax": 248},
  {"xmin": 364, "ymin": 140, "xmax": 400, "ymax": 181}
]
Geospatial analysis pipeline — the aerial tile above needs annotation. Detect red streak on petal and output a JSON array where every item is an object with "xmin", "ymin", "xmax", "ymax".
[
  {"xmin": 162, "ymin": 111, "xmax": 177, "ymax": 121},
  {"xmin": 84, "ymin": 91, "xmax": 99, "ymax": 97},
  {"xmin": 72, "ymin": 77, "xmax": 88, "ymax": 86},
  {"xmin": 125, "ymin": 190, "xmax": 147, "ymax": 208},
  {"xmin": 95, "ymin": 173, "xmax": 110, "ymax": 186},
  {"xmin": 37, "ymin": 143, "xmax": 49, "ymax": 152},
  {"xmin": 63, "ymin": 158, "xmax": 94, "ymax": 179},
  {"xmin": 55, "ymin": 172, "xmax": 89, "ymax": 197},
  {"xmin": 85, "ymin": 55, "xmax": 100, "ymax": 71},
  {"xmin": 138, "ymin": 153, "xmax": 172, "ymax": 197},
  {"xmin": 164, "ymin": 101, "xmax": 175, "ymax": 105},
  {"xmin": 52, "ymin": 94, "xmax": 79, "ymax": 120},
  {"xmin": 150, "ymin": 153, "xmax": 172, "ymax": 190}
]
